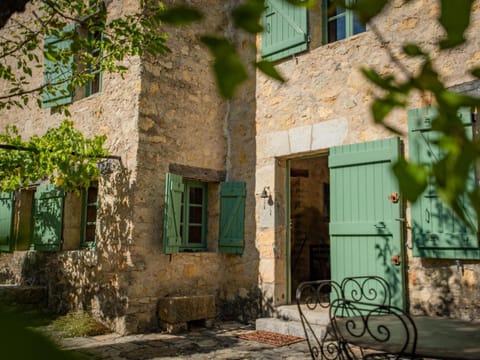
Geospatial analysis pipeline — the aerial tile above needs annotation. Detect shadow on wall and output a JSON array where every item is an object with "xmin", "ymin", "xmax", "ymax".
[
  {"xmin": 410, "ymin": 258, "xmax": 480, "ymax": 320},
  {"xmin": 45, "ymin": 166, "xmax": 135, "ymax": 330},
  {"xmin": 216, "ymin": 286, "xmax": 274, "ymax": 324}
]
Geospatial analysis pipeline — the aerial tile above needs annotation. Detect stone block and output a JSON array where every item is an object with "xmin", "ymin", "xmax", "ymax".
[
  {"xmin": 311, "ymin": 118, "xmax": 348, "ymax": 150},
  {"xmin": 289, "ymin": 125, "xmax": 312, "ymax": 154},
  {"xmin": 157, "ymin": 295, "xmax": 215, "ymax": 333}
]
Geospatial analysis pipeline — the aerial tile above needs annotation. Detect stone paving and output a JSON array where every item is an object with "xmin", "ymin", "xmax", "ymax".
[{"xmin": 58, "ymin": 322, "xmax": 311, "ymax": 360}]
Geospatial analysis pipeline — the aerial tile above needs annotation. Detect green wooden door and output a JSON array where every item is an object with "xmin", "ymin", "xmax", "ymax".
[{"xmin": 329, "ymin": 137, "xmax": 404, "ymax": 308}]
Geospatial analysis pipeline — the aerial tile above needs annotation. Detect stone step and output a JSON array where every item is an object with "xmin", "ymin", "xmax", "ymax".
[
  {"xmin": 255, "ymin": 317, "xmax": 328, "ymax": 339},
  {"xmin": 255, "ymin": 305, "xmax": 330, "ymax": 339}
]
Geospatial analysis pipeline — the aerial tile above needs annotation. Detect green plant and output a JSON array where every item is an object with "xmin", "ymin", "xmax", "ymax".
[{"xmin": 50, "ymin": 311, "xmax": 110, "ymax": 337}]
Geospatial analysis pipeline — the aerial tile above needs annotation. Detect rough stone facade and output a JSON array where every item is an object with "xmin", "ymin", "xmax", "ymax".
[
  {"xmin": 0, "ymin": 0, "xmax": 259, "ymax": 334},
  {"xmin": 1, "ymin": 0, "xmax": 479, "ymax": 335},
  {"xmin": 254, "ymin": 0, "xmax": 480, "ymax": 320}
]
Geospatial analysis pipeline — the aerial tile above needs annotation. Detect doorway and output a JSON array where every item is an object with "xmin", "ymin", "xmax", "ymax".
[{"xmin": 288, "ymin": 155, "xmax": 330, "ymax": 301}]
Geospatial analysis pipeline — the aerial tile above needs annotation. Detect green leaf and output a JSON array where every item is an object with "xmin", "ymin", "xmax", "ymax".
[
  {"xmin": 232, "ymin": 0, "xmax": 265, "ymax": 34},
  {"xmin": 392, "ymin": 159, "xmax": 428, "ymax": 203},
  {"xmin": 256, "ymin": 60, "xmax": 285, "ymax": 82},
  {"xmin": 286, "ymin": 0, "xmax": 317, "ymax": 7},
  {"xmin": 200, "ymin": 36, "xmax": 248, "ymax": 98},
  {"xmin": 403, "ymin": 43, "xmax": 424, "ymax": 57},
  {"xmin": 362, "ymin": 68, "xmax": 389, "ymax": 88},
  {"xmin": 371, "ymin": 94, "xmax": 407, "ymax": 125},
  {"xmin": 438, "ymin": 0, "xmax": 474, "ymax": 48},
  {"xmin": 157, "ymin": 6, "xmax": 203, "ymax": 25}
]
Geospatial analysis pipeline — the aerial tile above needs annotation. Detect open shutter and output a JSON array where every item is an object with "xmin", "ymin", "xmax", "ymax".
[
  {"xmin": 219, "ymin": 182, "xmax": 246, "ymax": 254},
  {"xmin": 42, "ymin": 24, "xmax": 75, "ymax": 108},
  {"xmin": 32, "ymin": 185, "xmax": 64, "ymax": 251},
  {"xmin": 408, "ymin": 107, "xmax": 479, "ymax": 259},
  {"xmin": 0, "ymin": 192, "xmax": 15, "ymax": 252},
  {"xmin": 261, "ymin": 0, "xmax": 308, "ymax": 61},
  {"xmin": 329, "ymin": 138, "xmax": 404, "ymax": 308},
  {"xmin": 163, "ymin": 173, "xmax": 184, "ymax": 254}
]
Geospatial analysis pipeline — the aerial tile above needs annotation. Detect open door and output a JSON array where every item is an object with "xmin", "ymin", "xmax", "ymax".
[{"xmin": 329, "ymin": 137, "xmax": 405, "ymax": 308}]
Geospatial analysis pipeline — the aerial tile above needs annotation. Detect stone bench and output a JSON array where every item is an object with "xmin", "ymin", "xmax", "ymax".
[{"xmin": 157, "ymin": 295, "xmax": 215, "ymax": 333}]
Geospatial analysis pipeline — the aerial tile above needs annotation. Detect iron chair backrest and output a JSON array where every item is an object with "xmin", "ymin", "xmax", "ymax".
[{"xmin": 296, "ymin": 276, "xmax": 395, "ymax": 360}]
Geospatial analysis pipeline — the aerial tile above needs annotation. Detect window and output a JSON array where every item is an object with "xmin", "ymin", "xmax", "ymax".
[
  {"xmin": 180, "ymin": 180, "xmax": 207, "ymax": 250},
  {"xmin": 42, "ymin": 23, "xmax": 103, "ymax": 108},
  {"xmin": 0, "ymin": 184, "xmax": 99, "ymax": 252},
  {"xmin": 260, "ymin": 0, "xmax": 368, "ymax": 61},
  {"xmin": 81, "ymin": 185, "xmax": 98, "ymax": 248},
  {"xmin": 408, "ymin": 107, "xmax": 479, "ymax": 259},
  {"xmin": 163, "ymin": 173, "xmax": 246, "ymax": 254},
  {"xmin": 323, "ymin": 0, "xmax": 366, "ymax": 44},
  {"xmin": 85, "ymin": 30, "xmax": 102, "ymax": 97}
]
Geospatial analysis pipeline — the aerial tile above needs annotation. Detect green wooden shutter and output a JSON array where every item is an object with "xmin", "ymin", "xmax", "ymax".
[
  {"xmin": 219, "ymin": 182, "xmax": 246, "ymax": 254},
  {"xmin": 0, "ymin": 192, "xmax": 15, "ymax": 252},
  {"xmin": 32, "ymin": 185, "xmax": 64, "ymax": 251},
  {"xmin": 408, "ymin": 107, "xmax": 479, "ymax": 259},
  {"xmin": 261, "ymin": 0, "xmax": 308, "ymax": 61},
  {"xmin": 163, "ymin": 173, "xmax": 184, "ymax": 254},
  {"xmin": 42, "ymin": 24, "xmax": 75, "ymax": 108},
  {"xmin": 329, "ymin": 137, "xmax": 404, "ymax": 308}
]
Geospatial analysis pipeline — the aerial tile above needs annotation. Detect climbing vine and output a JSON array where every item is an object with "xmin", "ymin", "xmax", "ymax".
[{"xmin": 0, "ymin": 120, "xmax": 108, "ymax": 191}]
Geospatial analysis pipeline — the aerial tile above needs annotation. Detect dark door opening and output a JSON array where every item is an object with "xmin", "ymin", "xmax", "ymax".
[{"xmin": 289, "ymin": 155, "xmax": 330, "ymax": 300}]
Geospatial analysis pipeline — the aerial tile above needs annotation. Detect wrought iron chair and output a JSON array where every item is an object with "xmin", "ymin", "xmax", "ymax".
[{"xmin": 296, "ymin": 276, "xmax": 408, "ymax": 360}]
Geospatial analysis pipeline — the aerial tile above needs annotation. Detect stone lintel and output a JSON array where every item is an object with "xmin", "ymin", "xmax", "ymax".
[{"xmin": 169, "ymin": 163, "xmax": 226, "ymax": 182}]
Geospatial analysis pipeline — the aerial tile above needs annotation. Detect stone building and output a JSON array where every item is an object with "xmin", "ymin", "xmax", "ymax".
[
  {"xmin": 0, "ymin": 0, "xmax": 479, "ymax": 335},
  {"xmin": 0, "ymin": 0, "xmax": 259, "ymax": 334},
  {"xmin": 254, "ymin": 0, "xmax": 480, "ymax": 320}
]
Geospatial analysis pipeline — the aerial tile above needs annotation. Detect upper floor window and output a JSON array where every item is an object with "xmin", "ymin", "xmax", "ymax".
[
  {"xmin": 260, "ymin": 0, "xmax": 368, "ymax": 62},
  {"xmin": 323, "ymin": 0, "xmax": 366, "ymax": 44},
  {"xmin": 42, "ymin": 23, "xmax": 103, "ymax": 108}
]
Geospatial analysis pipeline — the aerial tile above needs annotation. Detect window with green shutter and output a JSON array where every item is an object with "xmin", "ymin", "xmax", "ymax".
[
  {"xmin": 323, "ymin": 0, "xmax": 366, "ymax": 44},
  {"xmin": 163, "ymin": 174, "xmax": 246, "ymax": 254},
  {"xmin": 219, "ymin": 182, "xmax": 246, "ymax": 255},
  {"xmin": 261, "ymin": 0, "xmax": 308, "ymax": 61},
  {"xmin": 408, "ymin": 107, "xmax": 479, "ymax": 259},
  {"xmin": 32, "ymin": 185, "xmax": 65, "ymax": 252},
  {"xmin": 42, "ymin": 24, "xmax": 76, "ymax": 108},
  {"xmin": 0, "ymin": 192, "xmax": 15, "ymax": 252},
  {"xmin": 163, "ymin": 174, "xmax": 208, "ymax": 253}
]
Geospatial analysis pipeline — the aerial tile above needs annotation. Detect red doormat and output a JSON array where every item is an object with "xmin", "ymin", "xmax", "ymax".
[{"xmin": 237, "ymin": 330, "xmax": 305, "ymax": 347}]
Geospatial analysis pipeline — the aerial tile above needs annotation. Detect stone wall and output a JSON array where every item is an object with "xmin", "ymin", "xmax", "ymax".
[
  {"xmin": 0, "ymin": 0, "xmax": 142, "ymax": 333},
  {"xmin": 254, "ymin": 0, "xmax": 480, "ymax": 318},
  {"xmin": 126, "ymin": 0, "xmax": 259, "ymax": 332}
]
